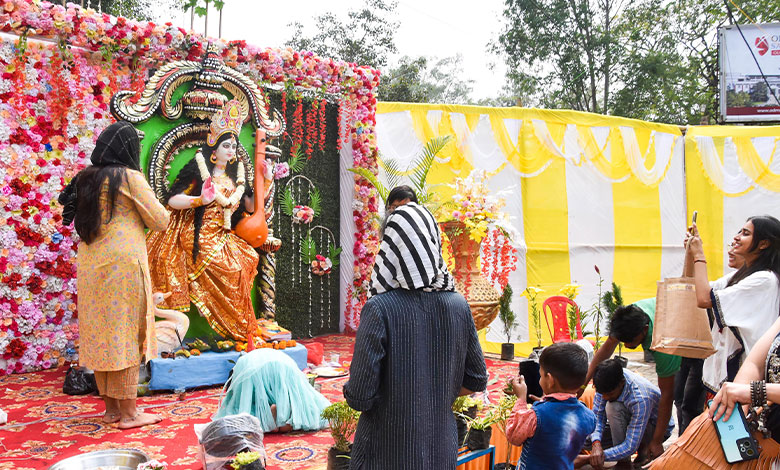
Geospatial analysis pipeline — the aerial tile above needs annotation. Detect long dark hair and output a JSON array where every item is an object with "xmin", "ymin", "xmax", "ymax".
[
  {"xmin": 727, "ymin": 215, "xmax": 780, "ymax": 286},
  {"xmin": 166, "ymin": 132, "xmax": 251, "ymax": 262},
  {"xmin": 74, "ymin": 121, "xmax": 141, "ymax": 244}
]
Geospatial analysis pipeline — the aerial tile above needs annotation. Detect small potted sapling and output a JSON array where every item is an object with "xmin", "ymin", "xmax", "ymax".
[
  {"xmin": 499, "ymin": 285, "xmax": 517, "ymax": 360},
  {"xmin": 321, "ymin": 401, "xmax": 361, "ymax": 470},
  {"xmin": 464, "ymin": 411, "xmax": 496, "ymax": 451},
  {"xmin": 452, "ymin": 395, "xmax": 483, "ymax": 447},
  {"xmin": 493, "ymin": 394, "xmax": 519, "ymax": 470},
  {"xmin": 602, "ymin": 280, "xmax": 628, "ymax": 367}
]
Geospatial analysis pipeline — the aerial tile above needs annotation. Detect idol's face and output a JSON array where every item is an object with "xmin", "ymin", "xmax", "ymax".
[{"xmin": 214, "ymin": 136, "xmax": 237, "ymax": 166}]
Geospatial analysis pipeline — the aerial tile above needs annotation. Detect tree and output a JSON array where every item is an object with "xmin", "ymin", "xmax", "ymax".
[
  {"xmin": 285, "ymin": 0, "xmax": 399, "ymax": 68},
  {"xmin": 493, "ymin": 0, "xmax": 780, "ymax": 124},
  {"xmin": 492, "ymin": 0, "xmax": 619, "ymax": 114},
  {"xmin": 377, "ymin": 55, "xmax": 474, "ymax": 104},
  {"xmin": 77, "ymin": 0, "xmax": 179, "ymax": 22},
  {"xmin": 750, "ymin": 82, "xmax": 769, "ymax": 104}
]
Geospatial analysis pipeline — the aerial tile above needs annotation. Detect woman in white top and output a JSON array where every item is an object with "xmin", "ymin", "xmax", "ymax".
[{"xmin": 686, "ymin": 215, "xmax": 780, "ymax": 393}]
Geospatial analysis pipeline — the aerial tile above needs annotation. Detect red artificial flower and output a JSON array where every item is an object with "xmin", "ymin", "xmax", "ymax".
[{"xmin": 5, "ymin": 338, "xmax": 27, "ymax": 359}]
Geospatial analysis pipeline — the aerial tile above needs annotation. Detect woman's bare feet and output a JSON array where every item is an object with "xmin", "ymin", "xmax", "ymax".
[
  {"xmin": 102, "ymin": 412, "xmax": 120, "ymax": 424},
  {"xmin": 117, "ymin": 412, "xmax": 162, "ymax": 429},
  {"xmin": 269, "ymin": 404, "xmax": 293, "ymax": 432}
]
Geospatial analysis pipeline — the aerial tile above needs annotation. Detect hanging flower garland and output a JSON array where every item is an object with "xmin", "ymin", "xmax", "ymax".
[
  {"xmin": 280, "ymin": 186, "xmax": 321, "ymax": 224},
  {"xmin": 0, "ymin": 0, "xmax": 381, "ymax": 370},
  {"xmin": 305, "ymin": 101, "xmax": 317, "ymax": 159},
  {"xmin": 301, "ymin": 235, "xmax": 342, "ymax": 276}
]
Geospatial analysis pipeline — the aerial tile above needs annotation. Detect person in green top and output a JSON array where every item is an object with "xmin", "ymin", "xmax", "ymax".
[{"xmin": 581, "ymin": 298, "xmax": 680, "ymax": 465}]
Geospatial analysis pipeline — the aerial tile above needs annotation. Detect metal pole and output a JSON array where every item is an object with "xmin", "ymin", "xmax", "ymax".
[
  {"xmin": 218, "ymin": 7, "xmax": 222, "ymax": 38},
  {"xmin": 190, "ymin": 5, "xmax": 194, "ymax": 31}
]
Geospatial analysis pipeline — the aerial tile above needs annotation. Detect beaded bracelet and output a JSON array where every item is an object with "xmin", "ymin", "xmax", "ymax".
[{"xmin": 750, "ymin": 380, "xmax": 769, "ymax": 437}]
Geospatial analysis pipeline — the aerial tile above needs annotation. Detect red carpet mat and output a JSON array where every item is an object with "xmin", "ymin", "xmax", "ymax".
[{"xmin": 0, "ymin": 334, "xmax": 517, "ymax": 469}]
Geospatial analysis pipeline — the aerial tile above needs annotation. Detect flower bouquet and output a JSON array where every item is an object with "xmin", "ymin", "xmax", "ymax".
[
  {"xmin": 438, "ymin": 169, "xmax": 513, "ymax": 243},
  {"xmin": 292, "ymin": 205, "xmax": 315, "ymax": 224}
]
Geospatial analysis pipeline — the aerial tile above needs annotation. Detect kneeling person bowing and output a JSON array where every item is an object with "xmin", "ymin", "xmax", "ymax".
[{"xmin": 581, "ymin": 359, "xmax": 675, "ymax": 469}]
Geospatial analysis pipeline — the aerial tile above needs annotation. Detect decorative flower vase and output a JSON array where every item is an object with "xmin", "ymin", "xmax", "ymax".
[{"xmin": 441, "ymin": 221, "xmax": 501, "ymax": 331}]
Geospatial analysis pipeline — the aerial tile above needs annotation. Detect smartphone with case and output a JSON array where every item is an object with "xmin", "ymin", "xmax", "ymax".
[{"xmin": 709, "ymin": 400, "xmax": 759, "ymax": 463}]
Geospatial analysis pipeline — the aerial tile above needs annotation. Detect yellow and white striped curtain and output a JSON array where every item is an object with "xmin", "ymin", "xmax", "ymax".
[
  {"xmin": 686, "ymin": 126, "xmax": 780, "ymax": 283},
  {"xmin": 376, "ymin": 103, "xmax": 688, "ymax": 356}
]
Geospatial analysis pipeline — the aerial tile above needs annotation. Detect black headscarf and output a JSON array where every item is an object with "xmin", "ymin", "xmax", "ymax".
[
  {"xmin": 58, "ymin": 121, "xmax": 141, "ymax": 227},
  {"xmin": 89, "ymin": 121, "xmax": 141, "ymax": 170}
]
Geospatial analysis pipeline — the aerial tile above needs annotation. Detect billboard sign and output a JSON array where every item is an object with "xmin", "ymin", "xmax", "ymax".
[{"xmin": 719, "ymin": 23, "xmax": 780, "ymax": 122}]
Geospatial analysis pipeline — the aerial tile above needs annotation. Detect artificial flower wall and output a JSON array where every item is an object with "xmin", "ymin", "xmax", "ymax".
[{"xmin": 0, "ymin": 0, "xmax": 380, "ymax": 374}]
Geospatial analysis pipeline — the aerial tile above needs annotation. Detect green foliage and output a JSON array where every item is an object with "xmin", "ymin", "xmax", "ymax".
[
  {"xmin": 452, "ymin": 395, "xmax": 483, "ymax": 413},
  {"xmin": 182, "ymin": 0, "xmax": 226, "ymax": 16},
  {"xmin": 285, "ymin": 0, "xmax": 398, "ymax": 69},
  {"xmin": 493, "ymin": 0, "xmax": 780, "ymax": 124},
  {"xmin": 310, "ymin": 187, "xmax": 322, "ymax": 217},
  {"xmin": 84, "ymin": 0, "xmax": 179, "ymax": 22},
  {"xmin": 300, "ymin": 236, "xmax": 318, "ymax": 265},
  {"xmin": 350, "ymin": 135, "xmax": 452, "ymax": 208},
  {"xmin": 377, "ymin": 55, "xmax": 475, "ymax": 104},
  {"xmin": 348, "ymin": 167, "xmax": 388, "ymax": 202},
  {"xmin": 602, "ymin": 281, "xmax": 624, "ymax": 319},
  {"xmin": 329, "ymin": 245, "xmax": 342, "ymax": 267},
  {"xmin": 750, "ymin": 83, "xmax": 769, "ymax": 104},
  {"xmin": 321, "ymin": 401, "xmax": 361, "ymax": 452},
  {"xmin": 498, "ymin": 285, "xmax": 516, "ymax": 343},
  {"xmin": 280, "ymin": 186, "xmax": 295, "ymax": 217},
  {"xmin": 408, "ymin": 135, "xmax": 452, "ymax": 206},
  {"xmin": 462, "ymin": 411, "xmax": 497, "ymax": 431},
  {"xmin": 286, "ymin": 147, "xmax": 307, "ymax": 173}
]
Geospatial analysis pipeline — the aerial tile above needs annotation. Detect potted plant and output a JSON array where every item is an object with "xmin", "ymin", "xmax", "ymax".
[
  {"xmin": 602, "ymin": 279, "xmax": 627, "ymax": 367},
  {"xmin": 498, "ymin": 285, "xmax": 517, "ymax": 360},
  {"xmin": 521, "ymin": 286, "xmax": 545, "ymax": 351},
  {"xmin": 493, "ymin": 394, "xmax": 518, "ymax": 470},
  {"xmin": 229, "ymin": 451, "xmax": 264, "ymax": 470},
  {"xmin": 463, "ymin": 411, "xmax": 496, "ymax": 451},
  {"xmin": 452, "ymin": 395, "xmax": 483, "ymax": 447},
  {"xmin": 321, "ymin": 401, "xmax": 361, "ymax": 470},
  {"xmin": 558, "ymin": 283, "xmax": 582, "ymax": 341}
]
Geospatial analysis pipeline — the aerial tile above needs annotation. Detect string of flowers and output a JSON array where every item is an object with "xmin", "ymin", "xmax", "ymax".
[
  {"xmin": 318, "ymin": 99, "xmax": 327, "ymax": 152},
  {"xmin": 0, "ymin": 0, "xmax": 381, "ymax": 370},
  {"xmin": 480, "ymin": 228, "xmax": 518, "ymax": 291},
  {"xmin": 291, "ymin": 100, "xmax": 304, "ymax": 154},
  {"xmin": 305, "ymin": 100, "xmax": 316, "ymax": 159},
  {"xmin": 280, "ymin": 91, "xmax": 288, "ymax": 142}
]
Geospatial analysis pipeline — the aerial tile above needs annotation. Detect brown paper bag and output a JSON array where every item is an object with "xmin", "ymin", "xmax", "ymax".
[{"xmin": 650, "ymin": 239, "xmax": 716, "ymax": 359}]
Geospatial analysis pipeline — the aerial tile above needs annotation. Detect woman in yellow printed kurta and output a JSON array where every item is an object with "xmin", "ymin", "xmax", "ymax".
[{"xmin": 67, "ymin": 121, "xmax": 170, "ymax": 429}]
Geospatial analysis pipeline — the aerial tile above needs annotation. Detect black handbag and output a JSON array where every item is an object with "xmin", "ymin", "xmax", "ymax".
[{"xmin": 63, "ymin": 365, "xmax": 97, "ymax": 395}]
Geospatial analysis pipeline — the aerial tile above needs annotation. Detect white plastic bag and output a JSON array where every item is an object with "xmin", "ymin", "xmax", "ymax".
[{"xmin": 194, "ymin": 414, "xmax": 266, "ymax": 470}]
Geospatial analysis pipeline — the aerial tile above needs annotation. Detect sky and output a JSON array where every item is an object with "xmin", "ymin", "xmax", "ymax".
[{"xmin": 157, "ymin": 0, "xmax": 508, "ymax": 101}]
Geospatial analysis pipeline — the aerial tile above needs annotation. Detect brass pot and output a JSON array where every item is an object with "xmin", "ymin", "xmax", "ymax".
[{"xmin": 441, "ymin": 221, "xmax": 500, "ymax": 331}]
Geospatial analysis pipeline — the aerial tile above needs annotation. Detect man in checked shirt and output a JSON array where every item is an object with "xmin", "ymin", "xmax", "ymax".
[{"xmin": 578, "ymin": 359, "xmax": 675, "ymax": 469}]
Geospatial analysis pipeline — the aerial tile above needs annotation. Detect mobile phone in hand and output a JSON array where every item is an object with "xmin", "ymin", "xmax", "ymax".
[{"xmin": 708, "ymin": 400, "xmax": 759, "ymax": 463}]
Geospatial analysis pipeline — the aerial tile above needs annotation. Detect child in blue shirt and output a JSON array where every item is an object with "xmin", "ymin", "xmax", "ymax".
[{"xmin": 506, "ymin": 342, "xmax": 597, "ymax": 470}]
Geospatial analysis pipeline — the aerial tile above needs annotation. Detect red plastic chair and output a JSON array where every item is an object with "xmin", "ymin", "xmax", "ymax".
[{"xmin": 543, "ymin": 295, "xmax": 584, "ymax": 343}]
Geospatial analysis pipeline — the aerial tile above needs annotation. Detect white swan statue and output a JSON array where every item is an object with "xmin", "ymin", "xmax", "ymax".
[{"xmin": 153, "ymin": 292, "xmax": 190, "ymax": 353}]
